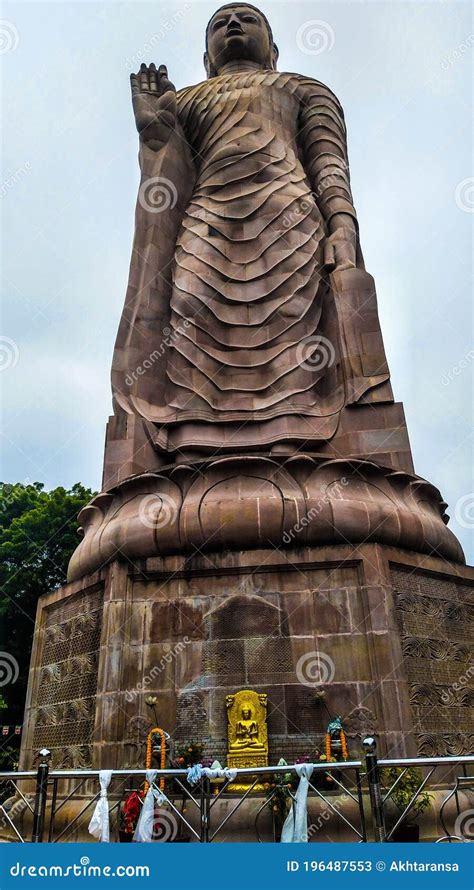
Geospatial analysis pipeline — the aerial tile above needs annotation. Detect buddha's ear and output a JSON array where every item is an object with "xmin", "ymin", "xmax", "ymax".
[
  {"xmin": 204, "ymin": 52, "xmax": 216, "ymax": 78},
  {"xmin": 271, "ymin": 43, "xmax": 279, "ymax": 70}
]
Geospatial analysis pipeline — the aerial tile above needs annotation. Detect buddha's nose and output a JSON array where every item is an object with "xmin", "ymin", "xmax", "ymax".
[{"xmin": 227, "ymin": 14, "xmax": 244, "ymax": 32}]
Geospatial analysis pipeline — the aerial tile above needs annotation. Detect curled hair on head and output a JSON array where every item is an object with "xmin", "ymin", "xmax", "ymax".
[{"xmin": 205, "ymin": 3, "xmax": 278, "ymax": 77}]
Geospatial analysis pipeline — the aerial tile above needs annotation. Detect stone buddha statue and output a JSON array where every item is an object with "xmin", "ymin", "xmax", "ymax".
[
  {"xmin": 67, "ymin": 1, "xmax": 463, "ymax": 583},
  {"xmin": 112, "ymin": 2, "xmax": 383, "ymax": 456}
]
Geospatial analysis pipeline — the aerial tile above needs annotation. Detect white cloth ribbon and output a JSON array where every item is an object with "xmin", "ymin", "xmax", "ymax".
[
  {"xmin": 133, "ymin": 769, "xmax": 166, "ymax": 843},
  {"xmin": 186, "ymin": 765, "xmax": 238, "ymax": 785},
  {"xmin": 281, "ymin": 763, "xmax": 314, "ymax": 843},
  {"xmin": 88, "ymin": 770, "xmax": 113, "ymax": 842}
]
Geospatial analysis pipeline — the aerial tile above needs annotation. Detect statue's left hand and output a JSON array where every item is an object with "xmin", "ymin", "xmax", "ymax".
[{"xmin": 324, "ymin": 224, "xmax": 357, "ymax": 272}]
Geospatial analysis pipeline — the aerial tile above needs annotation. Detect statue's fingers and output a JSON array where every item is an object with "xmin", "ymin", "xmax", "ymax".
[
  {"xmin": 130, "ymin": 73, "xmax": 140, "ymax": 96},
  {"xmin": 162, "ymin": 77, "xmax": 176, "ymax": 94},
  {"xmin": 336, "ymin": 259, "xmax": 356, "ymax": 271},
  {"xmin": 158, "ymin": 64, "xmax": 175, "ymax": 94},
  {"xmin": 139, "ymin": 62, "xmax": 150, "ymax": 91},
  {"xmin": 336, "ymin": 241, "xmax": 355, "ymax": 272},
  {"xmin": 148, "ymin": 62, "xmax": 158, "ymax": 92},
  {"xmin": 158, "ymin": 89, "xmax": 177, "ymax": 113},
  {"xmin": 336, "ymin": 240, "xmax": 356, "ymax": 269},
  {"xmin": 324, "ymin": 240, "xmax": 336, "ymax": 271}
]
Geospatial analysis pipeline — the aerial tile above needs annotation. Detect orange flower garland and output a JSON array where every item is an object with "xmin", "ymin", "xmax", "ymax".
[
  {"xmin": 144, "ymin": 727, "xmax": 166, "ymax": 792},
  {"xmin": 325, "ymin": 732, "xmax": 331, "ymax": 762},
  {"xmin": 340, "ymin": 728, "xmax": 348, "ymax": 761},
  {"xmin": 325, "ymin": 726, "xmax": 349, "ymax": 764}
]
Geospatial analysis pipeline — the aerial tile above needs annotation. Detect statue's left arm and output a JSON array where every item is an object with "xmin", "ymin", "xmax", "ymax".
[
  {"xmin": 295, "ymin": 78, "xmax": 395, "ymax": 410},
  {"xmin": 297, "ymin": 80, "xmax": 363, "ymax": 271}
]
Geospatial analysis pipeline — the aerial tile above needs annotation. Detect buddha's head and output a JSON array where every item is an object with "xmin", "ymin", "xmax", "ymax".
[
  {"xmin": 241, "ymin": 705, "xmax": 252, "ymax": 719},
  {"xmin": 205, "ymin": 4, "xmax": 279, "ymax": 78}
]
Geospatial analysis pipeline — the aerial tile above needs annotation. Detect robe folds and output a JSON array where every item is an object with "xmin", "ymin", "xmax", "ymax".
[{"xmin": 112, "ymin": 71, "xmax": 388, "ymax": 454}]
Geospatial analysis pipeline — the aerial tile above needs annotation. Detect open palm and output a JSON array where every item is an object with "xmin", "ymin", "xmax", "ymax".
[{"xmin": 131, "ymin": 63, "xmax": 177, "ymax": 150}]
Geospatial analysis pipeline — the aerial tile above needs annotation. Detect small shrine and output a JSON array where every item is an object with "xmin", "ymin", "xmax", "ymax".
[{"xmin": 226, "ymin": 690, "xmax": 268, "ymax": 791}]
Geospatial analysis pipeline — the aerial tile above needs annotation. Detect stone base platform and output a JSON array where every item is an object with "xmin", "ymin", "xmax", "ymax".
[{"xmin": 20, "ymin": 543, "xmax": 473, "ymax": 774}]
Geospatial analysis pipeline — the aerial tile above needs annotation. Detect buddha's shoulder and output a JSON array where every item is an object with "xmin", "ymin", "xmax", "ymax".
[
  {"xmin": 177, "ymin": 70, "xmax": 341, "ymax": 106},
  {"xmin": 278, "ymin": 73, "xmax": 343, "ymax": 110}
]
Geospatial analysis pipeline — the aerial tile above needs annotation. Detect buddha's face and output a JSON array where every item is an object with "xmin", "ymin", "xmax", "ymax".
[
  {"xmin": 242, "ymin": 706, "xmax": 251, "ymax": 719},
  {"xmin": 206, "ymin": 5, "xmax": 275, "ymax": 74}
]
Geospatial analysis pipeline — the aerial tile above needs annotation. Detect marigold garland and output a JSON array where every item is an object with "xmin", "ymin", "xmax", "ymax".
[
  {"xmin": 340, "ymin": 728, "xmax": 348, "ymax": 760},
  {"xmin": 325, "ymin": 726, "xmax": 349, "ymax": 763},
  {"xmin": 325, "ymin": 732, "xmax": 331, "ymax": 763},
  {"xmin": 144, "ymin": 726, "xmax": 166, "ymax": 793}
]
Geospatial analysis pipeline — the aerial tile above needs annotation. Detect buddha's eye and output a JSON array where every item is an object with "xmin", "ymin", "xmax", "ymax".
[
  {"xmin": 212, "ymin": 18, "xmax": 227, "ymax": 31},
  {"xmin": 241, "ymin": 14, "xmax": 258, "ymax": 23}
]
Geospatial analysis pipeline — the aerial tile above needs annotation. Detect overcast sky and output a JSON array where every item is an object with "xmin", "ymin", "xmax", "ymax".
[{"xmin": 1, "ymin": 0, "xmax": 473, "ymax": 561}]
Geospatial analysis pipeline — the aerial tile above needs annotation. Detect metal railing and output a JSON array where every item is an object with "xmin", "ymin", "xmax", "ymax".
[{"xmin": 1, "ymin": 743, "xmax": 473, "ymax": 843}]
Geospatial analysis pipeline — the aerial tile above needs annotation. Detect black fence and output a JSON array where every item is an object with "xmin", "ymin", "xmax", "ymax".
[{"xmin": 1, "ymin": 744, "xmax": 472, "ymax": 843}]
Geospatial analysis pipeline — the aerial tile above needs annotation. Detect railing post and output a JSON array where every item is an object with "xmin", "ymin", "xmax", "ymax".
[
  {"xmin": 363, "ymin": 736, "xmax": 386, "ymax": 842},
  {"xmin": 31, "ymin": 748, "xmax": 51, "ymax": 843},
  {"xmin": 48, "ymin": 777, "xmax": 59, "ymax": 842},
  {"xmin": 200, "ymin": 775, "xmax": 211, "ymax": 843},
  {"xmin": 355, "ymin": 768, "xmax": 368, "ymax": 842}
]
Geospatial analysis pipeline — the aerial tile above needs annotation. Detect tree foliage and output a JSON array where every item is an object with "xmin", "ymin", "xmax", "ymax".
[{"xmin": 0, "ymin": 482, "xmax": 93, "ymax": 730}]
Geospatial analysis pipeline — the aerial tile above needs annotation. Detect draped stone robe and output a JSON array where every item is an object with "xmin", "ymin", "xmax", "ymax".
[{"xmin": 112, "ymin": 70, "xmax": 388, "ymax": 455}]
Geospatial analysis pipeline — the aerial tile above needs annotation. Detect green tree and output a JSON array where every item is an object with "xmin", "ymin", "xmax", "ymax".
[{"xmin": 0, "ymin": 482, "xmax": 93, "ymax": 741}]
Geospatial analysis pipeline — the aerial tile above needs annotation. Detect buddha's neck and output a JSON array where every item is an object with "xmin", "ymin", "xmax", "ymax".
[{"xmin": 216, "ymin": 60, "xmax": 269, "ymax": 75}]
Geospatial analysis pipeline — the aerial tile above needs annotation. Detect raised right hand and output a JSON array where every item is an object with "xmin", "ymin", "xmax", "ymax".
[{"xmin": 130, "ymin": 63, "xmax": 177, "ymax": 151}]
